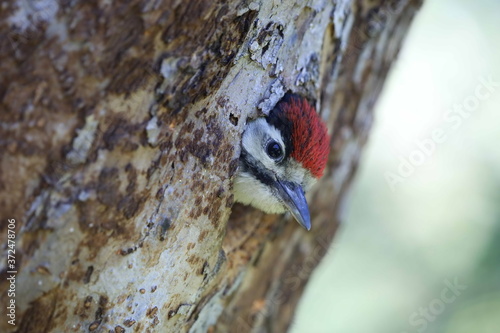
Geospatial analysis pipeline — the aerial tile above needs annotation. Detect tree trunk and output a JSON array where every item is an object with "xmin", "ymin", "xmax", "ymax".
[{"xmin": 0, "ymin": 0, "xmax": 422, "ymax": 332}]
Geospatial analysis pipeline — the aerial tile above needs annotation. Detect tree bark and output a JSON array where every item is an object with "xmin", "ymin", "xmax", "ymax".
[{"xmin": 0, "ymin": 0, "xmax": 422, "ymax": 332}]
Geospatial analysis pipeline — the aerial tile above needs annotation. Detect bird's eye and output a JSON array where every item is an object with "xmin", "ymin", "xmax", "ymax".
[{"xmin": 266, "ymin": 141, "xmax": 283, "ymax": 160}]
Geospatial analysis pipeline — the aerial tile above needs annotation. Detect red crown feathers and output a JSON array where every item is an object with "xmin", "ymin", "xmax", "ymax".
[{"xmin": 277, "ymin": 94, "xmax": 330, "ymax": 178}]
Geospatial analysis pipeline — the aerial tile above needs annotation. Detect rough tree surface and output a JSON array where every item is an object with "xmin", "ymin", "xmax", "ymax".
[{"xmin": 0, "ymin": 0, "xmax": 422, "ymax": 332}]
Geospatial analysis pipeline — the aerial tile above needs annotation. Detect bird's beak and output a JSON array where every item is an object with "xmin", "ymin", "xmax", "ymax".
[{"xmin": 276, "ymin": 180, "xmax": 311, "ymax": 230}]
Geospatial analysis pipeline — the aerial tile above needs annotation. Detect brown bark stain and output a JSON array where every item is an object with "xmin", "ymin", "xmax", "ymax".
[
  {"xmin": 16, "ymin": 288, "xmax": 59, "ymax": 333},
  {"xmin": 157, "ymin": 3, "xmax": 258, "ymax": 116}
]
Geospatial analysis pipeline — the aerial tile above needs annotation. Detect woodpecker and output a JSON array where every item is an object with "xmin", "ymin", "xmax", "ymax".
[{"xmin": 233, "ymin": 93, "xmax": 330, "ymax": 230}]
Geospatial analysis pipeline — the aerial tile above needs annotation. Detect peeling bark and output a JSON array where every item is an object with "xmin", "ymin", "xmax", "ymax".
[{"xmin": 0, "ymin": 0, "xmax": 422, "ymax": 332}]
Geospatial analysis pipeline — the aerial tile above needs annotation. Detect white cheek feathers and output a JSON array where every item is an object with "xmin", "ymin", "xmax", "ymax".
[{"xmin": 233, "ymin": 169, "xmax": 286, "ymax": 214}]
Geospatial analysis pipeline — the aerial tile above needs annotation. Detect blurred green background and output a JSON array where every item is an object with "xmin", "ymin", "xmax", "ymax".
[{"xmin": 292, "ymin": 0, "xmax": 500, "ymax": 332}]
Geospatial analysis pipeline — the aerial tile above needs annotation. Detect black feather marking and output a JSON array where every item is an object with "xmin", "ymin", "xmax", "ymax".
[
  {"xmin": 265, "ymin": 93, "xmax": 302, "ymax": 159},
  {"xmin": 240, "ymin": 149, "xmax": 275, "ymax": 187}
]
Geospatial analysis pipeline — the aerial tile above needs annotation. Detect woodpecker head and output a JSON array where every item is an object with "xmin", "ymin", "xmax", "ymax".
[{"xmin": 233, "ymin": 93, "xmax": 330, "ymax": 230}]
